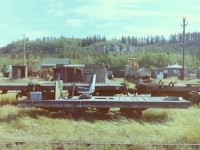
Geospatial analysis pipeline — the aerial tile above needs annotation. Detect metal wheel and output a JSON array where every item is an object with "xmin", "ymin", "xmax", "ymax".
[{"xmin": 120, "ymin": 108, "xmax": 143, "ymax": 118}]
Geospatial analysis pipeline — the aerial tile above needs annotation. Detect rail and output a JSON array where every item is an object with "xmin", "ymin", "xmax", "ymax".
[{"xmin": 0, "ymin": 140, "xmax": 200, "ymax": 149}]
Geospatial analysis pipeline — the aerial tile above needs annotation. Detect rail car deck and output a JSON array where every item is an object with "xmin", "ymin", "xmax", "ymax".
[
  {"xmin": 0, "ymin": 82, "xmax": 124, "ymax": 96},
  {"xmin": 18, "ymin": 96, "xmax": 191, "ymax": 109},
  {"xmin": 135, "ymin": 82, "xmax": 200, "ymax": 97},
  {"xmin": 15, "ymin": 77, "xmax": 192, "ymax": 118}
]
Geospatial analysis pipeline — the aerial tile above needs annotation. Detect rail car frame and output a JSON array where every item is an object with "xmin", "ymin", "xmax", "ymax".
[{"xmin": 17, "ymin": 80, "xmax": 191, "ymax": 118}]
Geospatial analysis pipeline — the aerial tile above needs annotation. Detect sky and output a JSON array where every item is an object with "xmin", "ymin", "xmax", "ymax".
[{"xmin": 0, "ymin": 0, "xmax": 199, "ymax": 47}]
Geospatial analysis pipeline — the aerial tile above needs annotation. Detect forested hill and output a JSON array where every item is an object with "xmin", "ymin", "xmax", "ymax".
[
  {"xmin": 0, "ymin": 32, "xmax": 200, "ymax": 73},
  {"xmin": 1, "ymin": 32, "xmax": 200, "ymax": 55}
]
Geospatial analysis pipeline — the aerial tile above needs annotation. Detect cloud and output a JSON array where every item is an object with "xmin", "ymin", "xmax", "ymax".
[
  {"xmin": 70, "ymin": 0, "xmax": 179, "ymax": 23},
  {"xmin": 46, "ymin": 0, "xmax": 67, "ymax": 17},
  {"xmin": 1, "ymin": 0, "xmax": 200, "ymax": 47},
  {"xmin": 186, "ymin": 15, "xmax": 200, "ymax": 23},
  {"xmin": 44, "ymin": 0, "xmax": 193, "ymax": 27},
  {"xmin": 65, "ymin": 19, "xmax": 84, "ymax": 28},
  {"xmin": 25, "ymin": 31, "xmax": 54, "ymax": 39},
  {"xmin": 124, "ymin": 26, "xmax": 174, "ymax": 36},
  {"xmin": 73, "ymin": 1, "xmax": 140, "ymax": 20}
]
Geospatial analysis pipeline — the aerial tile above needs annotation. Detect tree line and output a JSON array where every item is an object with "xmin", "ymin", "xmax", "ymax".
[
  {"xmin": 79, "ymin": 32, "xmax": 200, "ymax": 47},
  {"xmin": 0, "ymin": 32, "xmax": 200, "ymax": 76},
  {"xmin": 1, "ymin": 32, "xmax": 200, "ymax": 54}
]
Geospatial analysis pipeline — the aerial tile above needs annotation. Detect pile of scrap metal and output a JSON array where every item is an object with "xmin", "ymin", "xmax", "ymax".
[
  {"xmin": 124, "ymin": 58, "xmax": 153, "ymax": 83},
  {"xmin": 17, "ymin": 74, "xmax": 191, "ymax": 118},
  {"xmin": 128, "ymin": 80, "xmax": 200, "ymax": 105},
  {"xmin": 2, "ymin": 65, "xmax": 12, "ymax": 77}
]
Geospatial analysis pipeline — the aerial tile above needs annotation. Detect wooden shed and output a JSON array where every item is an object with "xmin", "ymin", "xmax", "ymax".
[
  {"xmin": 55, "ymin": 64, "xmax": 85, "ymax": 83},
  {"xmin": 54, "ymin": 64, "xmax": 107, "ymax": 83},
  {"xmin": 12, "ymin": 66, "xmax": 27, "ymax": 79},
  {"xmin": 154, "ymin": 64, "xmax": 188, "ymax": 79}
]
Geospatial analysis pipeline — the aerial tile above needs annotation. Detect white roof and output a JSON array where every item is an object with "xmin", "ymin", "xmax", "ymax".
[
  {"xmin": 63, "ymin": 64, "xmax": 85, "ymax": 68},
  {"xmin": 165, "ymin": 64, "xmax": 184, "ymax": 69},
  {"xmin": 41, "ymin": 58, "xmax": 70, "ymax": 66}
]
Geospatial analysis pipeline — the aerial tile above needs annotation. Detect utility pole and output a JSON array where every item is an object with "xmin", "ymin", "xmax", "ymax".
[
  {"xmin": 23, "ymin": 34, "xmax": 26, "ymax": 66},
  {"xmin": 181, "ymin": 17, "xmax": 187, "ymax": 80}
]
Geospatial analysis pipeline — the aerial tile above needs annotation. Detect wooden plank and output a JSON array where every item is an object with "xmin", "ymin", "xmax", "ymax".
[
  {"xmin": 142, "ymin": 96, "xmax": 153, "ymax": 101},
  {"xmin": 153, "ymin": 97, "xmax": 165, "ymax": 102},
  {"xmin": 18, "ymin": 96, "xmax": 191, "ymax": 109},
  {"xmin": 134, "ymin": 97, "xmax": 145, "ymax": 101}
]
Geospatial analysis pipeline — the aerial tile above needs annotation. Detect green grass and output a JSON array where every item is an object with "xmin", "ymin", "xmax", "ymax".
[
  {"xmin": 0, "ymin": 77, "xmax": 200, "ymax": 149},
  {"xmin": 108, "ymin": 77, "xmax": 200, "ymax": 89},
  {"xmin": 0, "ymin": 94, "xmax": 16, "ymax": 105},
  {"xmin": 0, "ymin": 105, "xmax": 200, "ymax": 149},
  {"xmin": 154, "ymin": 77, "xmax": 200, "ymax": 84}
]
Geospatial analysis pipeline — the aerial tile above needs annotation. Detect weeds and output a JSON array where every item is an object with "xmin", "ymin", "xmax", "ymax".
[
  {"xmin": 0, "ymin": 106, "xmax": 199, "ymax": 147},
  {"xmin": 0, "ymin": 78, "xmax": 200, "ymax": 149}
]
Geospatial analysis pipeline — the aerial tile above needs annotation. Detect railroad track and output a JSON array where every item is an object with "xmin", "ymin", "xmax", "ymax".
[{"xmin": 1, "ymin": 141, "xmax": 200, "ymax": 149}]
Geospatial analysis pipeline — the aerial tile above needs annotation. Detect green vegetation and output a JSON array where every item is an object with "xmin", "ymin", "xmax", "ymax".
[
  {"xmin": 0, "ymin": 78, "xmax": 199, "ymax": 149},
  {"xmin": 0, "ymin": 32, "xmax": 200, "ymax": 76},
  {"xmin": 0, "ymin": 33, "xmax": 200, "ymax": 149},
  {"xmin": 0, "ymin": 94, "xmax": 16, "ymax": 106},
  {"xmin": 0, "ymin": 105, "xmax": 199, "ymax": 149}
]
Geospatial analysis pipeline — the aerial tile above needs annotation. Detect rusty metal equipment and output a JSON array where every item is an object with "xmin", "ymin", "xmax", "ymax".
[
  {"xmin": 27, "ymin": 60, "xmax": 40, "ymax": 77},
  {"xmin": 16, "ymin": 74, "xmax": 191, "ymax": 118},
  {"xmin": 124, "ymin": 58, "xmax": 152, "ymax": 83},
  {"xmin": 130, "ymin": 81, "xmax": 200, "ymax": 105}
]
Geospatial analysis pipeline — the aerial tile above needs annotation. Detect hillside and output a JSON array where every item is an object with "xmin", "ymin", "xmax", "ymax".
[{"xmin": 0, "ymin": 33, "xmax": 200, "ymax": 75}]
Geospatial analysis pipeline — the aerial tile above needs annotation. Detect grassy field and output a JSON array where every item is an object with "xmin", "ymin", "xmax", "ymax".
[
  {"xmin": 0, "ymin": 77, "xmax": 200, "ymax": 149},
  {"xmin": 0, "ymin": 105, "xmax": 199, "ymax": 149}
]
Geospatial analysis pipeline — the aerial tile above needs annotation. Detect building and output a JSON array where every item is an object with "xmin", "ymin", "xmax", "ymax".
[
  {"xmin": 54, "ymin": 64, "xmax": 107, "ymax": 83},
  {"xmin": 41, "ymin": 58, "xmax": 70, "ymax": 68},
  {"xmin": 154, "ymin": 64, "xmax": 188, "ymax": 79},
  {"xmin": 12, "ymin": 66, "xmax": 27, "ymax": 79},
  {"xmin": 40, "ymin": 58, "xmax": 70, "ymax": 78}
]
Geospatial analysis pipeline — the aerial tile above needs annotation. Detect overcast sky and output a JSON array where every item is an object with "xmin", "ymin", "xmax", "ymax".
[{"xmin": 0, "ymin": 0, "xmax": 199, "ymax": 47}]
